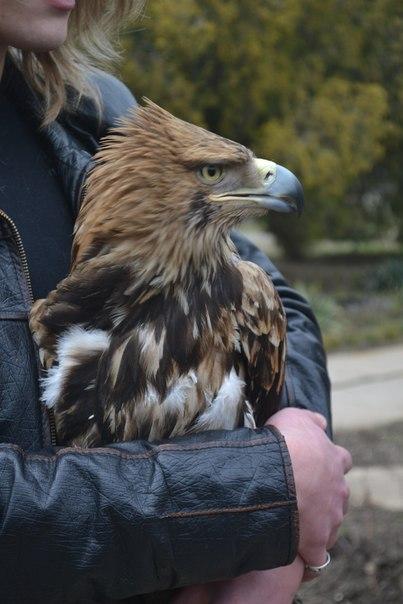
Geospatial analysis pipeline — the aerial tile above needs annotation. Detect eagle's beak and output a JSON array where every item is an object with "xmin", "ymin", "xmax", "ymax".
[
  {"xmin": 252, "ymin": 159, "xmax": 304, "ymax": 215},
  {"xmin": 210, "ymin": 159, "xmax": 304, "ymax": 215}
]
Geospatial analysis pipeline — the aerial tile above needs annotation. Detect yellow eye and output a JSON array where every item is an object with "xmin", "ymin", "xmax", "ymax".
[{"xmin": 198, "ymin": 165, "xmax": 225, "ymax": 183}]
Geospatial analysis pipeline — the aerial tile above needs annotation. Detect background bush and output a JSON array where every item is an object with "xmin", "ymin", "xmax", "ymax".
[{"xmin": 121, "ymin": 0, "xmax": 403, "ymax": 258}]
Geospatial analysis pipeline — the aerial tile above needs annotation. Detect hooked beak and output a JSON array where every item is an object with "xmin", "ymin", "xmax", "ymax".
[
  {"xmin": 211, "ymin": 158, "xmax": 304, "ymax": 215},
  {"xmin": 254, "ymin": 159, "xmax": 304, "ymax": 215}
]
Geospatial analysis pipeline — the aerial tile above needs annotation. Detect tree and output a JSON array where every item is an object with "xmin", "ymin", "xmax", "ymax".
[{"xmin": 120, "ymin": 0, "xmax": 400, "ymax": 257}]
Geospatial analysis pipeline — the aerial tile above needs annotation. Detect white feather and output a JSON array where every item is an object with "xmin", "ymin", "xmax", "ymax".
[
  {"xmin": 194, "ymin": 368, "xmax": 244, "ymax": 431},
  {"xmin": 42, "ymin": 326, "xmax": 110, "ymax": 408},
  {"xmin": 243, "ymin": 399, "xmax": 257, "ymax": 428},
  {"xmin": 163, "ymin": 375, "xmax": 196, "ymax": 414}
]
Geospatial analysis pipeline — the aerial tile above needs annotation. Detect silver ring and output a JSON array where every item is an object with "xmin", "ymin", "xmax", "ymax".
[{"xmin": 305, "ymin": 551, "xmax": 331, "ymax": 574}]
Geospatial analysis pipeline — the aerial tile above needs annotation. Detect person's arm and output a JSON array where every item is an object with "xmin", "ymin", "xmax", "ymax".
[
  {"xmin": 231, "ymin": 230, "xmax": 332, "ymax": 435},
  {"xmin": 172, "ymin": 409, "xmax": 351, "ymax": 604},
  {"xmin": 0, "ymin": 427, "xmax": 297, "ymax": 603}
]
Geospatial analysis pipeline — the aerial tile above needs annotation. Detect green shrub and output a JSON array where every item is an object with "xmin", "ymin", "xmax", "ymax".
[
  {"xmin": 296, "ymin": 283, "xmax": 347, "ymax": 332},
  {"xmin": 369, "ymin": 259, "xmax": 403, "ymax": 292},
  {"xmin": 296, "ymin": 281, "xmax": 403, "ymax": 351}
]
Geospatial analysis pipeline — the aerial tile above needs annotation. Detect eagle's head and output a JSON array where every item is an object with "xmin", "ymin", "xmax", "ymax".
[{"xmin": 74, "ymin": 100, "xmax": 303, "ymax": 280}]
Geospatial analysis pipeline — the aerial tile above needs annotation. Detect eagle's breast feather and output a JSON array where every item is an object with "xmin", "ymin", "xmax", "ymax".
[{"xmin": 36, "ymin": 258, "xmax": 286, "ymax": 447}]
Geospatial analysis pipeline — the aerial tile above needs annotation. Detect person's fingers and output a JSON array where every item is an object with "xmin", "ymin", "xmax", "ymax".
[
  {"xmin": 302, "ymin": 568, "xmax": 320, "ymax": 582},
  {"xmin": 327, "ymin": 527, "xmax": 340, "ymax": 550},
  {"xmin": 300, "ymin": 550, "xmax": 329, "ymax": 583},
  {"xmin": 342, "ymin": 483, "xmax": 350, "ymax": 515},
  {"xmin": 302, "ymin": 550, "xmax": 329, "ymax": 568},
  {"xmin": 306, "ymin": 411, "xmax": 328, "ymax": 431},
  {"xmin": 327, "ymin": 486, "xmax": 350, "ymax": 549},
  {"xmin": 335, "ymin": 445, "xmax": 353, "ymax": 473}
]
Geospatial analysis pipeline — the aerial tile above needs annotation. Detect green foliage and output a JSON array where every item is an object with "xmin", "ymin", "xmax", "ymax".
[
  {"xmin": 369, "ymin": 259, "xmax": 403, "ymax": 292},
  {"xmin": 121, "ymin": 0, "xmax": 402, "ymax": 258},
  {"xmin": 296, "ymin": 282, "xmax": 348, "ymax": 336},
  {"xmin": 297, "ymin": 280, "xmax": 403, "ymax": 351}
]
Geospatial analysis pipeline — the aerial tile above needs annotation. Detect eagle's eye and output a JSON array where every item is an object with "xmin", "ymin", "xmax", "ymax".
[{"xmin": 198, "ymin": 165, "xmax": 225, "ymax": 184}]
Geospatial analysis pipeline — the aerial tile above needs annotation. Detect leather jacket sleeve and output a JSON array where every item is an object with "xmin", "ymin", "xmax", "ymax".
[
  {"xmin": 0, "ymin": 427, "xmax": 297, "ymax": 603},
  {"xmin": 232, "ymin": 231, "xmax": 332, "ymax": 435}
]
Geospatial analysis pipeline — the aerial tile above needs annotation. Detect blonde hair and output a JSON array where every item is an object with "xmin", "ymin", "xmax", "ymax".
[{"xmin": 12, "ymin": 0, "xmax": 145, "ymax": 125}]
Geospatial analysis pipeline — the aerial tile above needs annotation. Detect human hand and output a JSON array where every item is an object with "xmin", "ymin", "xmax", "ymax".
[
  {"xmin": 267, "ymin": 408, "xmax": 352, "ymax": 579},
  {"xmin": 171, "ymin": 556, "xmax": 305, "ymax": 604}
]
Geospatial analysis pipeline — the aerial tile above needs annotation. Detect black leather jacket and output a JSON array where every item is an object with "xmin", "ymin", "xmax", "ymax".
[{"xmin": 0, "ymin": 58, "xmax": 331, "ymax": 604}]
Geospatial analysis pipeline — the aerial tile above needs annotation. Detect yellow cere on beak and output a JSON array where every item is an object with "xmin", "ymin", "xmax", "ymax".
[{"xmin": 252, "ymin": 158, "xmax": 304, "ymax": 215}]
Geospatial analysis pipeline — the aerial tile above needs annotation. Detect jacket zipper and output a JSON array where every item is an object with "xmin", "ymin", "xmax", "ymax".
[
  {"xmin": 0, "ymin": 209, "xmax": 34, "ymax": 301},
  {"xmin": 0, "ymin": 209, "xmax": 58, "ymax": 446},
  {"xmin": 47, "ymin": 408, "xmax": 58, "ymax": 447}
]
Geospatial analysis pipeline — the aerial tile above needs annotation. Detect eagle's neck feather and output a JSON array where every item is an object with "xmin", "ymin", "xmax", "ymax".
[
  {"xmin": 75, "ymin": 174, "xmax": 238, "ymax": 286},
  {"xmin": 101, "ymin": 225, "xmax": 237, "ymax": 289}
]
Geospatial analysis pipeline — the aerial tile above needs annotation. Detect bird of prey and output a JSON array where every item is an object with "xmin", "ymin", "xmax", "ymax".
[{"xmin": 30, "ymin": 100, "xmax": 304, "ymax": 447}]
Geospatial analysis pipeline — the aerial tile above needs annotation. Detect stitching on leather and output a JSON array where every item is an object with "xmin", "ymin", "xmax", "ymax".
[
  {"xmin": 273, "ymin": 425, "xmax": 299, "ymax": 564},
  {"xmin": 0, "ymin": 433, "xmax": 276, "ymax": 462},
  {"xmin": 161, "ymin": 500, "xmax": 294, "ymax": 519},
  {"xmin": 278, "ymin": 433, "xmax": 293, "ymax": 564}
]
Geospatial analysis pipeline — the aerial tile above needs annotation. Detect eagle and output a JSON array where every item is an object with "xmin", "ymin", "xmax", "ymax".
[{"xmin": 30, "ymin": 100, "xmax": 303, "ymax": 447}]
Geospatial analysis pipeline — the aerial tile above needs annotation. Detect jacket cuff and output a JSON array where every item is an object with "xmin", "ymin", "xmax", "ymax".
[
  {"xmin": 0, "ymin": 427, "xmax": 298, "ymax": 600},
  {"xmin": 123, "ymin": 426, "xmax": 299, "ymax": 591}
]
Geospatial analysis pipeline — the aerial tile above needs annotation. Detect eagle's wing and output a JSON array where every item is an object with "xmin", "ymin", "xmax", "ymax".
[
  {"xmin": 30, "ymin": 297, "xmax": 57, "ymax": 369},
  {"xmin": 30, "ymin": 261, "xmax": 130, "ymax": 370},
  {"xmin": 236, "ymin": 260, "xmax": 287, "ymax": 425}
]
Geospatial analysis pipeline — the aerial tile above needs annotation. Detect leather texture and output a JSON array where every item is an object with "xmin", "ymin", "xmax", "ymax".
[
  {"xmin": 0, "ymin": 428, "xmax": 297, "ymax": 604},
  {"xmin": 0, "ymin": 220, "xmax": 43, "ymax": 451},
  {"xmin": 0, "ymin": 57, "xmax": 330, "ymax": 603}
]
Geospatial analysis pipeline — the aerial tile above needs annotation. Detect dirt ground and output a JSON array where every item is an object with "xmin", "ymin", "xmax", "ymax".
[
  {"xmin": 335, "ymin": 422, "xmax": 403, "ymax": 467},
  {"xmin": 299, "ymin": 423, "xmax": 403, "ymax": 603},
  {"xmin": 299, "ymin": 507, "xmax": 403, "ymax": 603}
]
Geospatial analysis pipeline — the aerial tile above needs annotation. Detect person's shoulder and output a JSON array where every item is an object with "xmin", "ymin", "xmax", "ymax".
[
  {"xmin": 61, "ymin": 70, "xmax": 137, "ymax": 150},
  {"xmin": 90, "ymin": 70, "xmax": 138, "ymax": 135}
]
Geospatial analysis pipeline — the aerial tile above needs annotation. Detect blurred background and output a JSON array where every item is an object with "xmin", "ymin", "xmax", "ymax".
[{"xmin": 120, "ymin": 1, "xmax": 403, "ymax": 601}]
